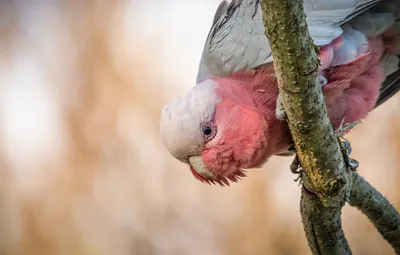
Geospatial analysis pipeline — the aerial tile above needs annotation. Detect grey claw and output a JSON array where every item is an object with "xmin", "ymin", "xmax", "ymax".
[
  {"xmin": 341, "ymin": 140, "xmax": 352, "ymax": 155},
  {"xmin": 290, "ymin": 155, "xmax": 303, "ymax": 184},
  {"xmin": 348, "ymin": 158, "xmax": 359, "ymax": 170},
  {"xmin": 340, "ymin": 138, "xmax": 358, "ymax": 170},
  {"xmin": 290, "ymin": 156, "xmax": 301, "ymax": 174},
  {"xmin": 346, "ymin": 145, "xmax": 352, "ymax": 156},
  {"xmin": 318, "ymin": 75, "xmax": 328, "ymax": 86}
]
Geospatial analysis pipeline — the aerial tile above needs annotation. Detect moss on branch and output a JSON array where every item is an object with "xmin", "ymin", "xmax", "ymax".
[
  {"xmin": 348, "ymin": 173, "xmax": 400, "ymax": 253},
  {"xmin": 259, "ymin": 0, "xmax": 400, "ymax": 254},
  {"xmin": 260, "ymin": 0, "xmax": 349, "ymax": 204},
  {"xmin": 259, "ymin": 0, "xmax": 351, "ymax": 253}
]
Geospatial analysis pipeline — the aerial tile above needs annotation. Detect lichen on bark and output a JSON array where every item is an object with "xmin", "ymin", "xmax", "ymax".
[
  {"xmin": 260, "ymin": 0, "xmax": 348, "ymax": 204},
  {"xmin": 348, "ymin": 173, "xmax": 400, "ymax": 253},
  {"xmin": 260, "ymin": 0, "xmax": 351, "ymax": 253},
  {"xmin": 260, "ymin": 0, "xmax": 400, "ymax": 254}
]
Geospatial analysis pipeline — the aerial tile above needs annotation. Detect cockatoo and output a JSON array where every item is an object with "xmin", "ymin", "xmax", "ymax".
[{"xmin": 160, "ymin": 0, "xmax": 400, "ymax": 186}]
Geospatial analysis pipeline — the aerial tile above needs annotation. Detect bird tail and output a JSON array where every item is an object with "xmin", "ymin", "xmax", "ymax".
[
  {"xmin": 374, "ymin": 0, "xmax": 400, "ymax": 108},
  {"xmin": 375, "ymin": 68, "xmax": 400, "ymax": 108}
]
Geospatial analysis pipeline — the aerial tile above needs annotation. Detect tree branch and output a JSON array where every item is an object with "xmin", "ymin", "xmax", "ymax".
[
  {"xmin": 300, "ymin": 187, "xmax": 350, "ymax": 254},
  {"xmin": 260, "ymin": 0, "xmax": 349, "ymax": 205},
  {"xmin": 348, "ymin": 172, "xmax": 400, "ymax": 253},
  {"xmin": 260, "ymin": 0, "xmax": 400, "ymax": 254},
  {"xmin": 260, "ymin": 0, "xmax": 351, "ymax": 252}
]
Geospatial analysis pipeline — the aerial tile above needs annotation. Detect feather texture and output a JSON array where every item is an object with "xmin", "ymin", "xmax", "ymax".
[
  {"xmin": 160, "ymin": 0, "xmax": 400, "ymax": 184},
  {"xmin": 197, "ymin": 0, "xmax": 382, "ymax": 82},
  {"xmin": 376, "ymin": 68, "xmax": 400, "ymax": 107}
]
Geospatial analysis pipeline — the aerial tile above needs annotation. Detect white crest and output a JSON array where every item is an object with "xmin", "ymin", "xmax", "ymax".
[{"xmin": 160, "ymin": 79, "xmax": 221, "ymax": 163}]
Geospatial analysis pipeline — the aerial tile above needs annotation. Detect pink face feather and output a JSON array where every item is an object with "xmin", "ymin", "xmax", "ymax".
[
  {"xmin": 160, "ymin": 25, "xmax": 400, "ymax": 186},
  {"xmin": 199, "ymin": 97, "xmax": 269, "ymax": 184}
]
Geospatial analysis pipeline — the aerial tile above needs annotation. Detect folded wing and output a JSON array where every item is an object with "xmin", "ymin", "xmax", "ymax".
[{"xmin": 197, "ymin": 0, "xmax": 380, "ymax": 83}]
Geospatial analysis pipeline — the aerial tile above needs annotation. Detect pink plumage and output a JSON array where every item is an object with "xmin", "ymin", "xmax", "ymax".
[
  {"xmin": 159, "ymin": 1, "xmax": 400, "ymax": 186},
  {"xmin": 193, "ymin": 34, "xmax": 391, "ymax": 184}
]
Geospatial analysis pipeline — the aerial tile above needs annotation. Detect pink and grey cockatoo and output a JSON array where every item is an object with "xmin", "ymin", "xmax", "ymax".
[{"xmin": 160, "ymin": 0, "xmax": 400, "ymax": 186}]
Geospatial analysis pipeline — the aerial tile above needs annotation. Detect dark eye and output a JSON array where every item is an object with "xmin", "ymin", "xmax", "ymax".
[
  {"xmin": 203, "ymin": 125, "xmax": 213, "ymax": 136},
  {"xmin": 201, "ymin": 122, "xmax": 216, "ymax": 141}
]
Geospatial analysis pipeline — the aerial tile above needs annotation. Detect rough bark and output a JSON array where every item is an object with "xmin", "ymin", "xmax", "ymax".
[
  {"xmin": 348, "ymin": 173, "xmax": 400, "ymax": 253},
  {"xmin": 260, "ymin": 0, "xmax": 400, "ymax": 254},
  {"xmin": 260, "ymin": 0, "xmax": 351, "ymax": 253},
  {"xmin": 260, "ymin": 0, "xmax": 349, "ymax": 204},
  {"xmin": 300, "ymin": 187, "xmax": 350, "ymax": 254}
]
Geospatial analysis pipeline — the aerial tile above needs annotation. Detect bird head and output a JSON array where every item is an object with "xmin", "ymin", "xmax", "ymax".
[{"xmin": 160, "ymin": 78, "xmax": 269, "ymax": 186}]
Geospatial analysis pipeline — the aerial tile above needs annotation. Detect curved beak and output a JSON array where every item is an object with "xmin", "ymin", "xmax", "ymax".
[
  {"xmin": 188, "ymin": 156, "xmax": 243, "ymax": 186},
  {"xmin": 188, "ymin": 156, "xmax": 215, "ymax": 179}
]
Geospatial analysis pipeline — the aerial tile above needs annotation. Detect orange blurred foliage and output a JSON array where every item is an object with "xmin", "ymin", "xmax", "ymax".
[{"xmin": 0, "ymin": 1, "xmax": 399, "ymax": 254}]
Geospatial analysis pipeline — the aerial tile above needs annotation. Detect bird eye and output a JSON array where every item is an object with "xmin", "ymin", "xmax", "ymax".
[
  {"xmin": 203, "ymin": 125, "xmax": 213, "ymax": 136},
  {"xmin": 201, "ymin": 122, "xmax": 216, "ymax": 141}
]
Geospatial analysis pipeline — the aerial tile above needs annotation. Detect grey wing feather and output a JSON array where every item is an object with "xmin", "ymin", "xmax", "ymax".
[
  {"xmin": 197, "ymin": 0, "xmax": 381, "ymax": 83},
  {"xmin": 212, "ymin": 0, "xmax": 229, "ymax": 26},
  {"xmin": 376, "ymin": 63, "xmax": 400, "ymax": 108},
  {"xmin": 197, "ymin": 0, "xmax": 268, "ymax": 83},
  {"xmin": 197, "ymin": 1, "xmax": 230, "ymax": 83}
]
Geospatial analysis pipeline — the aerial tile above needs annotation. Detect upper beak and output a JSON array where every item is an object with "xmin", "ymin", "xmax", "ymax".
[{"xmin": 188, "ymin": 156, "xmax": 215, "ymax": 179}]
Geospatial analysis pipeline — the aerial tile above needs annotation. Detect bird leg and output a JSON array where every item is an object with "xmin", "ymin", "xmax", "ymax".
[
  {"xmin": 336, "ymin": 118, "xmax": 360, "ymax": 171},
  {"xmin": 289, "ymin": 137, "xmax": 358, "ymax": 185},
  {"xmin": 290, "ymin": 155, "xmax": 304, "ymax": 184},
  {"xmin": 290, "ymin": 155, "xmax": 301, "ymax": 174},
  {"xmin": 318, "ymin": 75, "xmax": 328, "ymax": 86},
  {"xmin": 338, "ymin": 137, "xmax": 359, "ymax": 171},
  {"xmin": 289, "ymin": 117, "xmax": 360, "ymax": 183},
  {"xmin": 275, "ymin": 94, "xmax": 286, "ymax": 120},
  {"xmin": 275, "ymin": 75, "xmax": 329, "ymax": 120},
  {"xmin": 288, "ymin": 144, "xmax": 303, "ymax": 184}
]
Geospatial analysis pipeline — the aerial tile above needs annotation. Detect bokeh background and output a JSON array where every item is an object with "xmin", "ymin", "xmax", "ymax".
[{"xmin": 0, "ymin": 1, "xmax": 399, "ymax": 254}]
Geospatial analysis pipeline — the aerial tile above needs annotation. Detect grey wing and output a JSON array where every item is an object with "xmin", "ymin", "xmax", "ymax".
[
  {"xmin": 196, "ymin": 0, "xmax": 381, "ymax": 83},
  {"xmin": 376, "ymin": 69, "xmax": 400, "ymax": 108},
  {"xmin": 212, "ymin": 0, "xmax": 229, "ymax": 26},
  {"xmin": 196, "ymin": 0, "xmax": 269, "ymax": 83}
]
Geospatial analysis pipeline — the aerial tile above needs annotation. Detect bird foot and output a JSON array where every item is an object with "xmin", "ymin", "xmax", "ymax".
[
  {"xmin": 336, "ymin": 119, "xmax": 359, "ymax": 171},
  {"xmin": 339, "ymin": 137, "xmax": 359, "ymax": 171},
  {"xmin": 289, "ymin": 138, "xmax": 359, "ymax": 186},
  {"xmin": 290, "ymin": 155, "xmax": 304, "ymax": 185},
  {"xmin": 275, "ymin": 94, "xmax": 286, "ymax": 120},
  {"xmin": 318, "ymin": 75, "xmax": 328, "ymax": 86}
]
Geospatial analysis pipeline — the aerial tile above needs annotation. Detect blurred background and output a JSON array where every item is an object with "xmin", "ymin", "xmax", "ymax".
[{"xmin": 0, "ymin": 0, "xmax": 399, "ymax": 254}]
